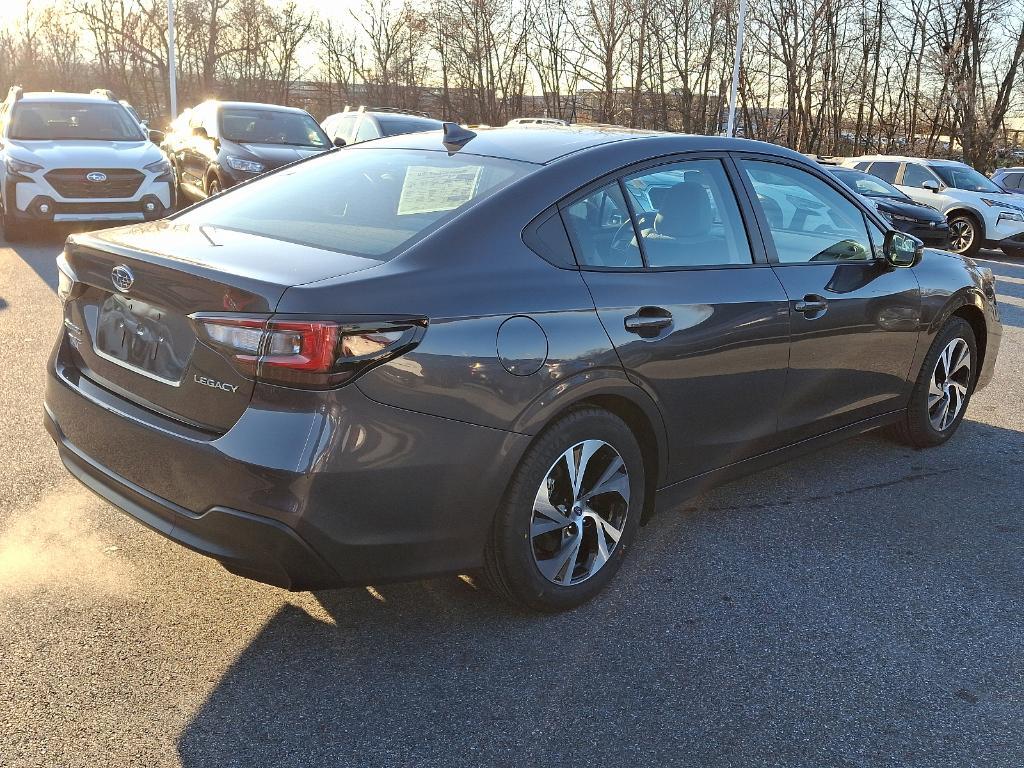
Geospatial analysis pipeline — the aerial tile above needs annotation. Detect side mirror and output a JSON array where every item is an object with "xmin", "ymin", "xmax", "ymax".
[
  {"xmin": 148, "ymin": 129, "xmax": 165, "ymax": 144},
  {"xmin": 921, "ymin": 179, "xmax": 940, "ymax": 193},
  {"xmin": 192, "ymin": 126, "xmax": 209, "ymax": 139},
  {"xmin": 332, "ymin": 136, "xmax": 346, "ymax": 148},
  {"xmin": 883, "ymin": 230, "xmax": 923, "ymax": 268}
]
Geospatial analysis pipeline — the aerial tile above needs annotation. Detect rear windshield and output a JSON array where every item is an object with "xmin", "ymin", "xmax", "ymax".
[
  {"xmin": 10, "ymin": 102, "xmax": 144, "ymax": 141},
  {"xmin": 174, "ymin": 148, "xmax": 534, "ymax": 258},
  {"xmin": 220, "ymin": 108, "xmax": 329, "ymax": 148},
  {"xmin": 832, "ymin": 169, "xmax": 908, "ymax": 200}
]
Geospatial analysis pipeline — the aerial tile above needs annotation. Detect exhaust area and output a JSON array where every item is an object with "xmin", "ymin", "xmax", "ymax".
[{"xmin": 0, "ymin": 488, "xmax": 133, "ymax": 599}]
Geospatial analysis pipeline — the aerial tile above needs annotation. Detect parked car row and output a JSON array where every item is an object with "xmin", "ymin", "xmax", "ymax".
[{"xmin": 842, "ymin": 155, "xmax": 1024, "ymax": 257}]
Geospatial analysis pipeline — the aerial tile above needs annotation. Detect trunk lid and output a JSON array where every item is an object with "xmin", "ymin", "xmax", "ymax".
[{"xmin": 62, "ymin": 220, "xmax": 384, "ymax": 432}]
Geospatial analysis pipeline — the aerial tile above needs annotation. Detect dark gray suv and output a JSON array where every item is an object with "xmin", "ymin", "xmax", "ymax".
[{"xmin": 45, "ymin": 126, "xmax": 1001, "ymax": 611}]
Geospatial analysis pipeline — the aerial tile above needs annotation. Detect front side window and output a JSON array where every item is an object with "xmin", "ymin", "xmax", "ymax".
[
  {"xmin": 741, "ymin": 160, "xmax": 872, "ymax": 264},
  {"xmin": 175, "ymin": 148, "xmax": 532, "ymax": 259},
  {"xmin": 868, "ymin": 162, "xmax": 900, "ymax": 184},
  {"xmin": 622, "ymin": 159, "xmax": 752, "ymax": 266},
  {"xmin": 562, "ymin": 183, "xmax": 642, "ymax": 268},
  {"xmin": 902, "ymin": 163, "xmax": 937, "ymax": 189},
  {"xmin": 219, "ymin": 108, "xmax": 329, "ymax": 148},
  {"xmin": 1004, "ymin": 173, "xmax": 1024, "ymax": 190},
  {"xmin": 932, "ymin": 163, "xmax": 1002, "ymax": 193},
  {"xmin": 10, "ymin": 102, "xmax": 144, "ymax": 141}
]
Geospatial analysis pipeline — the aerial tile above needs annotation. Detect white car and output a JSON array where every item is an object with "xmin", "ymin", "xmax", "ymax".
[
  {"xmin": 0, "ymin": 88, "xmax": 173, "ymax": 241},
  {"xmin": 507, "ymin": 117, "xmax": 570, "ymax": 126},
  {"xmin": 843, "ymin": 155, "xmax": 1024, "ymax": 257}
]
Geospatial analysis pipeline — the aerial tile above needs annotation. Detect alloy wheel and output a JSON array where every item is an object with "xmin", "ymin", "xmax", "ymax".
[
  {"xmin": 929, "ymin": 337, "xmax": 971, "ymax": 431},
  {"xmin": 530, "ymin": 439, "xmax": 631, "ymax": 586},
  {"xmin": 948, "ymin": 218, "xmax": 974, "ymax": 253}
]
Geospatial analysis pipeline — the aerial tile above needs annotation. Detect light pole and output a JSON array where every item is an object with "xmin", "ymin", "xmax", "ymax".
[
  {"xmin": 725, "ymin": 0, "xmax": 748, "ymax": 138},
  {"xmin": 167, "ymin": 0, "xmax": 178, "ymax": 119}
]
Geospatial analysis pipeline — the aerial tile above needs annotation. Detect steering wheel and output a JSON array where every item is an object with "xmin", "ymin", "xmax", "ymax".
[
  {"xmin": 758, "ymin": 195, "xmax": 784, "ymax": 228},
  {"xmin": 609, "ymin": 219, "xmax": 638, "ymax": 257}
]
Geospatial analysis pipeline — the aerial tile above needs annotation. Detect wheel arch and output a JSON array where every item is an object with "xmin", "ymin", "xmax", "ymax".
[{"xmin": 510, "ymin": 373, "xmax": 670, "ymax": 523}]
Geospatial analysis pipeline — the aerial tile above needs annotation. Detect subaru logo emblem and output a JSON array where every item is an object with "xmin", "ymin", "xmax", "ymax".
[
  {"xmin": 86, "ymin": 171, "xmax": 107, "ymax": 183},
  {"xmin": 111, "ymin": 265, "xmax": 134, "ymax": 293}
]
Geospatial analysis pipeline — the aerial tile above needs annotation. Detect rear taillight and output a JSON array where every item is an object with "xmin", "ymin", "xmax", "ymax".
[{"xmin": 191, "ymin": 314, "xmax": 426, "ymax": 389}]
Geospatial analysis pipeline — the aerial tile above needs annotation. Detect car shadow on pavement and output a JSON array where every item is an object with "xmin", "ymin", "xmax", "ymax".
[
  {"xmin": 2, "ymin": 224, "xmax": 111, "ymax": 292},
  {"xmin": 176, "ymin": 419, "xmax": 1024, "ymax": 768}
]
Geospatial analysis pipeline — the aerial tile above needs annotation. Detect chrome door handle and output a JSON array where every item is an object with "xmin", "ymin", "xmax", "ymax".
[
  {"xmin": 624, "ymin": 307, "xmax": 673, "ymax": 335},
  {"xmin": 794, "ymin": 295, "xmax": 828, "ymax": 315}
]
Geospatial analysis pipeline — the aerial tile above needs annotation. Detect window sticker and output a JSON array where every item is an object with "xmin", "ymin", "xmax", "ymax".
[{"xmin": 397, "ymin": 165, "xmax": 483, "ymax": 215}]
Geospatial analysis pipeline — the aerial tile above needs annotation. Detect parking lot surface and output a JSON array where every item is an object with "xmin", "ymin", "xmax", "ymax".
[{"xmin": 1, "ymin": 231, "xmax": 1022, "ymax": 767}]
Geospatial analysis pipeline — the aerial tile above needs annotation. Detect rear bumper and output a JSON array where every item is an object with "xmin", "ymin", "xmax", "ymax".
[
  {"xmin": 44, "ymin": 340, "xmax": 530, "ymax": 589},
  {"xmin": 46, "ymin": 406, "xmax": 340, "ymax": 590}
]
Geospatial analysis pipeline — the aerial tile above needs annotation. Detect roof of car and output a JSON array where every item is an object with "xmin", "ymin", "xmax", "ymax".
[
  {"xmin": 16, "ymin": 92, "xmax": 121, "ymax": 104},
  {"xmin": 203, "ymin": 100, "xmax": 311, "ymax": 114},
  {"xmin": 851, "ymin": 155, "xmax": 963, "ymax": 166},
  {"xmin": 359, "ymin": 125, "xmax": 809, "ymax": 165}
]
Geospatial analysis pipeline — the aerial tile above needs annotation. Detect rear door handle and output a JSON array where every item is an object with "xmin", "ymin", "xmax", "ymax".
[
  {"xmin": 793, "ymin": 294, "xmax": 828, "ymax": 315},
  {"xmin": 624, "ymin": 307, "xmax": 673, "ymax": 335}
]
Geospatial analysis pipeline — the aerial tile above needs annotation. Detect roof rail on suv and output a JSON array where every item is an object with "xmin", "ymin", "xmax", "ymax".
[
  {"xmin": 6, "ymin": 86, "xmax": 23, "ymax": 103},
  {"xmin": 90, "ymin": 88, "xmax": 118, "ymax": 101},
  {"xmin": 342, "ymin": 104, "xmax": 431, "ymax": 119}
]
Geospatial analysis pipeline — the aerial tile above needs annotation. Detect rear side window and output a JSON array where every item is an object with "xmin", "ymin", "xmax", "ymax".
[
  {"xmin": 562, "ymin": 183, "xmax": 642, "ymax": 268},
  {"xmin": 868, "ymin": 162, "xmax": 900, "ymax": 184},
  {"xmin": 622, "ymin": 159, "xmax": 752, "ymax": 266},
  {"xmin": 902, "ymin": 163, "xmax": 936, "ymax": 188},
  {"xmin": 355, "ymin": 118, "xmax": 380, "ymax": 143},
  {"xmin": 1004, "ymin": 172, "xmax": 1024, "ymax": 190},
  {"xmin": 175, "ymin": 148, "xmax": 533, "ymax": 259}
]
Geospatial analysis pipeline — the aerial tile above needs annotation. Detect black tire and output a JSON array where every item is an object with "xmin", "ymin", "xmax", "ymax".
[
  {"xmin": 1, "ymin": 210, "xmax": 26, "ymax": 242},
  {"xmin": 946, "ymin": 212, "xmax": 981, "ymax": 257},
  {"xmin": 206, "ymin": 176, "xmax": 221, "ymax": 197},
  {"xmin": 483, "ymin": 407, "xmax": 645, "ymax": 612},
  {"xmin": 892, "ymin": 316, "xmax": 977, "ymax": 448}
]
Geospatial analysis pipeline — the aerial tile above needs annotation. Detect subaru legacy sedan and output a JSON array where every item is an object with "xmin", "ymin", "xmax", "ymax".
[{"xmin": 45, "ymin": 127, "xmax": 1000, "ymax": 611}]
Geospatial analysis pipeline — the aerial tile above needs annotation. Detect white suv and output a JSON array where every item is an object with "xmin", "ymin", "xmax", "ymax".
[
  {"xmin": 842, "ymin": 155, "xmax": 1024, "ymax": 257},
  {"xmin": 0, "ymin": 88, "xmax": 173, "ymax": 241}
]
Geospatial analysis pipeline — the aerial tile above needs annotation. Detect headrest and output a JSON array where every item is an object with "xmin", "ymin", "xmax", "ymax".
[{"xmin": 654, "ymin": 182, "xmax": 713, "ymax": 239}]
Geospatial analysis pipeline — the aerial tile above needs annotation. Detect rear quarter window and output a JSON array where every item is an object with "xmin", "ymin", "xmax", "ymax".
[{"xmin": 174, "ymin": 149, "xmax": 534, "ymax": 259}]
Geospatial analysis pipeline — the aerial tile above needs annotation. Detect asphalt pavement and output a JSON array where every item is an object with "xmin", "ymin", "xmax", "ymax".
[{"xmin": 1, "ymin": 229, "xmax": 1022, "ymax": 767}]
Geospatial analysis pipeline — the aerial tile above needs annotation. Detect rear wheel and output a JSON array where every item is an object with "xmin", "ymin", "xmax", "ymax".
[
  {"xmin": 946, "ymin": 212, "xmax": 981, "ymax": 257},
  {"xmin": 483, "ymin": 408, "xmax": 644, "ymax": 612},
  {"xmin": 892, "ymin": 316, "xmax": 976, "ymax": 448}
]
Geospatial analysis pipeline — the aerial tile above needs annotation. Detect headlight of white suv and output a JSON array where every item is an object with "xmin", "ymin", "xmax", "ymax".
[
  {"xmin": 144, "ymin": 158, "xmax": 173, "ymax": 176},
  {"xmin": 226, "ymin": 156, "xmax": 265, "ymax": 173},
  {"xmin": 5, "ymin": 157, "xmax": 43, "ymax": 176}
]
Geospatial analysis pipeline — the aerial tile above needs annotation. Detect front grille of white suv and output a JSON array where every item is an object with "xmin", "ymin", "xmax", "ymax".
[{"xmin": 44, "ymin": 168, "xmax": 144, "ymax": 199}]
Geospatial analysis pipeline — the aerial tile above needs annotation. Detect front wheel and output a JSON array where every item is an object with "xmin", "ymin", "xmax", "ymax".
[
  {"xmin": 892, "ymin": 316, "xmax": 977, "ymax": 448},
  {"xmin": 947, "ymin": 213, "xmax": 981, "ymax": 257},
  {"xmin": 483, "ymin": 408, "xmax": 645, "ymax": 611}
]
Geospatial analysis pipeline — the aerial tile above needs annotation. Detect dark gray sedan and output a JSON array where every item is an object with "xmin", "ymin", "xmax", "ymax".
[{"xmin": 45, "ymin": 127, "xmax": 1001, "ymax": 611}]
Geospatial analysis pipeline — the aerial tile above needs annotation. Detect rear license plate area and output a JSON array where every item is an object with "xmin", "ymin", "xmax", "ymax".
[{"xmin": 93, "ymin": 294, "xmax": 196, "ymax": 384}]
